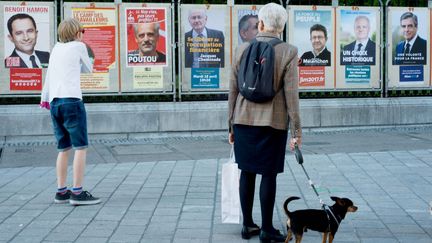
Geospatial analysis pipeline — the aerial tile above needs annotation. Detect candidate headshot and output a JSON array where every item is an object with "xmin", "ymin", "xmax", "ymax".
[
  {"xmin": 128, "ymin": 22, "xmax": 166, "ymax": 65},
  {"xmin": 299, "ymin": 24, "xmax": 331, "ymax": 66},
  {"xmin": 184, "ymin": 8, "xmax": 225, "ymax": 68},
  {"xmin": 238, "ymin": 14, "xmax": 258, "ymax": 44},
  {"xmin": 4, "ymin": 13, "xmax": 50, "ymax": 68},
  {"xmin": 393, "ymin": 12, "xmax": 427, "ymax": 65},
  {"xmin": 341, "ymin": 15, "xmax": 376, "ymax": 65}
]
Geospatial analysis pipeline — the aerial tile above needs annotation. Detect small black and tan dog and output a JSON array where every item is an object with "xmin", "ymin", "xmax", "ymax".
[{"xmin": 283, "ymin": 196, "xmax": 358, "ymax": 243}]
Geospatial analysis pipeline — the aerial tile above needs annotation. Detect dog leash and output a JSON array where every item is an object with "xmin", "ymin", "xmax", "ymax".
[{"xmin": 294, "ymin": 144, "xmax": 340, "ymax": 229}]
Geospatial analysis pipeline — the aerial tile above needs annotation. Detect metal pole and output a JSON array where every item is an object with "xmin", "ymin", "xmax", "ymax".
[
  {"xmin": 54, "ymin": 0, "xmax": 58, "ymax": 43},
  {"xmin": 60, "ymin": 0, "xmax": 64, "ymax": 20},
  {"xmin": 177, "ymin": 0, "xmax": 182, "ymax": 101},
  {"xmin": 384, "ymin": 0, "xmax": 391, "ymax": 97},
  {"xmin": 171, "ymin": 0, "xmax": 176, "ymax": 102},
  {"xmin": 379, "ymin": 0, "xmax": 385, "ymax": 98}
]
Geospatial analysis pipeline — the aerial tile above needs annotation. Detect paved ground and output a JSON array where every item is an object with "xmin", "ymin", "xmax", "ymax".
[{"xmin": 0, "ymin": 128, "xmax": 432, "ymax": 242}]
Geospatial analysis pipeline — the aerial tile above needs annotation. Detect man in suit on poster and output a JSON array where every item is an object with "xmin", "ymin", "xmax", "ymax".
[
  {"xmin": 341, "ymin": 15, "xmax": 376, "ymax": 65},
  {"xmin": 394, "ymin": 11, "xmax": 427, "ymax": 65},
  {"xmin": 5, "ymin": 13, "xmax": 50, "ymax": 68},
  {"xmin": 184, "ymin": 9, "xmax": 225, "ymax": 68},
  {"xmin": 299, "ymin": 24, "xmax": 331, "ymax": 66}
]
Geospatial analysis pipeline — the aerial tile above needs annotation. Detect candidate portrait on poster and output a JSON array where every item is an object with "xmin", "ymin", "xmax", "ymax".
[
  {"xmin": 340, "ymin": 10, "xmax": 377, "ymax": 66},
  {"xmin": 392, "ymin": 11, "xmax": 427, "ymax": 65},
  {"xmin": 184, "ymin": 8, "xmax": 225, "ymax": 68},
  {"xmin": 126, "ymin": 8, "xmax": 167, "ymax": 67},
  {"xmin": 4, "ymin": 6, "xmax": 51, "ymax": 68},
  {"xmin": 237, "ymin": 9, "xmax": 258, "ymax": 45},
  {"xmin": 293, "ymin": 10, "xmax": 332, "ymax": 67}
]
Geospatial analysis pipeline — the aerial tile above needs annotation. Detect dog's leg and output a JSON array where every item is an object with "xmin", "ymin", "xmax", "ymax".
[
  {"xmin": 322, "ymin": 232, "xmax": 328, "ymax": 243},
  {"xmin": 328, "ymin": 233, "xmax": 335, "ymax": 243},
  {"xmin": 295, "ymin": 234, "xmax": 302, "ymax": 243},
  {"xmin": 285, "ymin": 229, "xmax": 292, "ymax": 243}
]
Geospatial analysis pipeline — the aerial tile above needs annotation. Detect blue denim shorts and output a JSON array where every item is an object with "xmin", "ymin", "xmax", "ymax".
[{"xmin": 50, "ymin": 98, "xmax": 88, "ymax": 151}]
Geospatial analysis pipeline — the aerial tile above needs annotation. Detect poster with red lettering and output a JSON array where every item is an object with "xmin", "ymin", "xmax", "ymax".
[
  {"xmin": 72, "ymin": 7, "xmax": 116, "ymax": 91},
  {"xmin": 3, "ymin": 5, "xmax": 50, "ymax": 69},
  {"xmin": 125, "ymin": 8, "xmax": 167, "ymax": 67}
]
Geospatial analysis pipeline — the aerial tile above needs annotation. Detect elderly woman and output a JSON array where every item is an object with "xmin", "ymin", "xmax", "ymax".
[{"xmin": 228, "ymin": 3, "xmax": 302, "ymax": 242}]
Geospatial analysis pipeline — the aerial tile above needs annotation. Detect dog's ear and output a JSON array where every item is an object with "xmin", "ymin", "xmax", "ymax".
[
  {"xmin": 330, "ymin": 196, "xmax": 339, "ymax": 202},
  {"xmin": 331, "ymin": 196, "xmax": 345, "ymax": 206}
]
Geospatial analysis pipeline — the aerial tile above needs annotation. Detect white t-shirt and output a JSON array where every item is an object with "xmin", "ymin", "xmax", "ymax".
[{"xmin": 41, "ymin": 41, "xmax": 93, "ymax": 103}]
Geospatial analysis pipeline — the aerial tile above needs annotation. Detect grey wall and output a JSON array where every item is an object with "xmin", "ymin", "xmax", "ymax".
[{"xmin": 1, "ymin": 97, "xmax": 432, "ymax": 140}]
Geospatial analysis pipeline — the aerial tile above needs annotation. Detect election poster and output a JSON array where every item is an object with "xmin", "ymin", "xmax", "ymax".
[
  {"xmin": 181, "ymin": 4, "xmax": 228, "ymax": 92},
  {"xmin": 336, "ymin": 7, "xmax": 381, "ymax": 89},
  {"xmin": 387, "ymin": 7, "xmax": 429, "ymax": 88},
  {"xmin": 183, "ymin": 6, "xmax": 225, "ymax": 69},
  {"xmin": 125, "ymin": 7, "xmax": 167, "ymax": 67},
  {"xmin": 236, "ymin": 6, "xmax": 259, "ymax": 46},
  {"xmin": 72, "ymin": 7, "xmax": 116, "ymax": 91},
  {"xmin": 3, "ymin": 4, "xmax": 51, "ymax": 91},
  {"xmin": 3, "ymin": 5, "xmax": 51, "ymax": 69},
  {"xmin": 119, "ymin": 3, "xmax": 173, "ymax": 93},
  {"xmin": 339, "ymin": 10, "xmax": 377, "ymax": 66},
  {"xmin": 288, "ymin": 5, "xmax": 333, "ymax": 88}
]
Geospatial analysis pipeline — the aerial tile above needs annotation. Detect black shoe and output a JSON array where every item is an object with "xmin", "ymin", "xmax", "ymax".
[
  {"xmin": 259, "ymin": 229, "xmax": 287, "ymax": 243},
  {"xmin": 241, "ymin": 223, "xmax": 260, "ymax": 239},
  {"xmin": 54, "ymin": 190, "xmax": 71, "ymax": 203},
  {"xmin": 69, "ymin": 191, "xmax": 101, "ymax": 206}
]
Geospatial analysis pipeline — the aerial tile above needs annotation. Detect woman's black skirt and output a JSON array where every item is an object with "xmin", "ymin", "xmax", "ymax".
[{"xmin": 233, "ymin": 124, "xmax": 288, "ymax": 175}]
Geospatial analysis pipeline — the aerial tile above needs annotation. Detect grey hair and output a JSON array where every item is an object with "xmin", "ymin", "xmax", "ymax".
[
  {"xmin": 354, "ymin": 15, "xmax": 370, "ymax": 27},
  {"xmin": 188, "ymin": 8, "xmax": 207, "ymax": 18},
  {"xmin": 258, "ymin": 3, "xmax": 287, "ymax": 33},
  {"xmin": 133, "ymin": 22, "xmax": 160, "ymax": 36},
  {"xmin": 400, "ymin": 12, "xmax": 418, "ymax": 28}
]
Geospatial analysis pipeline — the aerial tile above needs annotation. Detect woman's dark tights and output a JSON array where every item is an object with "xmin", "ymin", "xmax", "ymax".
[{"xmin": 240, "ymin": 170, "xmax": 277, "ymax": 232}]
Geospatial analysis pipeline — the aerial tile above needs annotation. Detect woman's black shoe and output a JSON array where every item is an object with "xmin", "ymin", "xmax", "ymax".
[
  {"xmin": 259, "ymin": 229, "xmax": 286, "ymax": 242},
  {"xmin": 241, "ymin": 224, "xmax": 261, "ymax": 239}
]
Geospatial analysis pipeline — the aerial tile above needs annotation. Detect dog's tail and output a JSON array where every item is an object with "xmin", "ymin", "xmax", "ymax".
[{"xmin": 283, "ymin": 196, "xmax": 301, "ymax": 216}]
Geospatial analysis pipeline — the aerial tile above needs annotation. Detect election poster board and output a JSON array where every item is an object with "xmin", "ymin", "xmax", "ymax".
[
  {"xmin": 288, "ymin": 5, "xmax": 334, "ymax": 89},
  {"xmin": 64, "ymin": 2, "xmax": 119, "ymax": 93},
  {"xmin": 181, "ymin": 4, "xmax": 229, "ymax": 92},
  {"xmin": 120, "ymin": 3, "xmax": 173, "ymax": 93},
  {"xmin": 336, "ymin": 7, "xmax": 381, "ymax": 89},
  {"xmin": 387, "ymin": 7, "xmax": 430, "ymax": 89},
  {"xmin": 0, "ymin": 1, "xmax": 55, "ymax": 95}
]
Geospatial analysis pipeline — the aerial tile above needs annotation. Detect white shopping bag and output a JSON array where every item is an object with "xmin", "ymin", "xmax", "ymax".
[{"xmin": 221, "ymin": 147, "xmax": 242, "ymax": 224}]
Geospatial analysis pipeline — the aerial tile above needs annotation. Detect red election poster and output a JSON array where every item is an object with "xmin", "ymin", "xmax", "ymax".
[
  {"xmin": 126, "ymin": 8, "xmax": 167, "ymax": 67},
  {"xmin": 10, "ymin": 68, "xmax": 42, "ymax": 90},
  {"xmin": 72, "ymin": 7, "xmax": 116, "ymax": 90}
]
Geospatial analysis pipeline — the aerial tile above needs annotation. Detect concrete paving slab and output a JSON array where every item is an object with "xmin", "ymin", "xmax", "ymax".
[{"xmin": 0, "ymin": 130, "xmax": 431, "ymax": 242}]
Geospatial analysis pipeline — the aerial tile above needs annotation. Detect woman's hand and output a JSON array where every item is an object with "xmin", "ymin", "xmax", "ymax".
[
  {"xmin": 289, "ymin": 137, "xmax": 301, "ymax": 151},
  {"xmin": 228, "ymin": 133, "xmax": 234, "ymax": 145}
]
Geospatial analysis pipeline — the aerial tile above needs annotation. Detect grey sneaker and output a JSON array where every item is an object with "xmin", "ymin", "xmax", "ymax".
[
  {"xmin": 69, "ymin": 191, "xmax": 101, "ymax": 206},
  {"xmin": 54, "ymin": 190, "xmax": 71, "ymax": 203}
]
